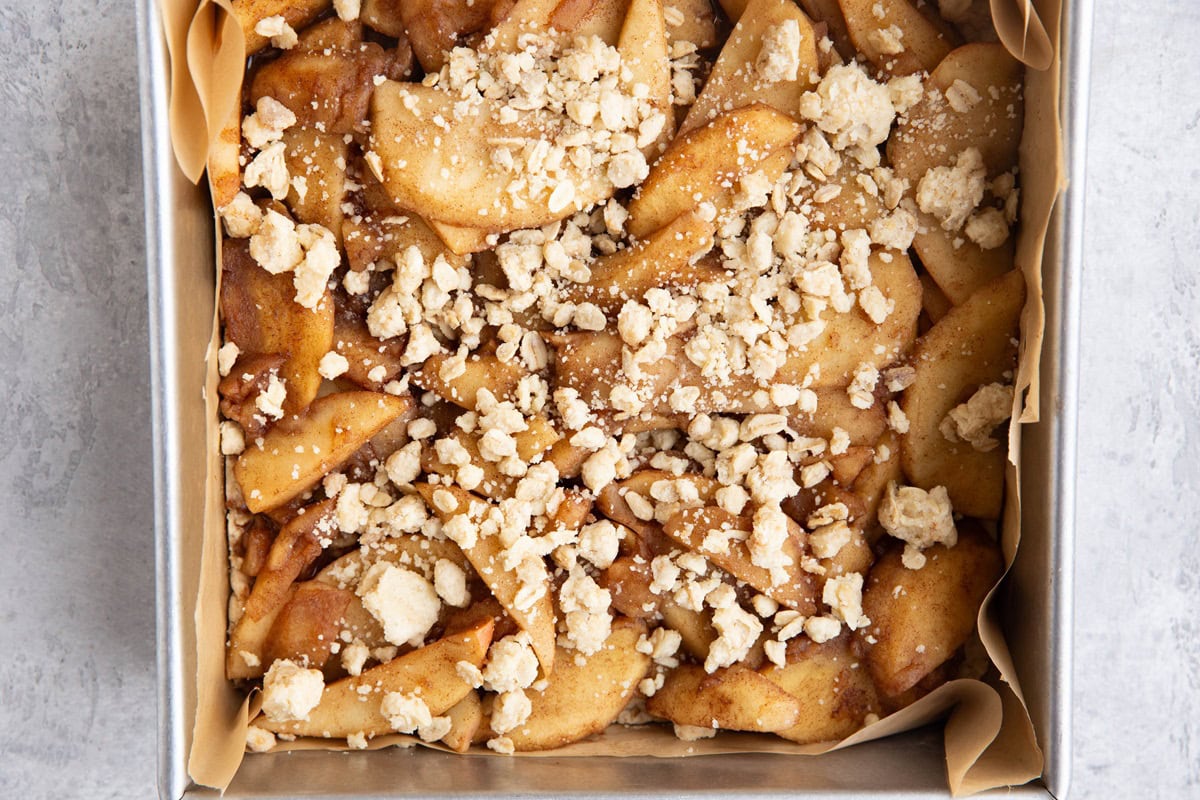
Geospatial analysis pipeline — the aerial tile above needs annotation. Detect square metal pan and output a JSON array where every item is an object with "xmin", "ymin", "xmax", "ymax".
[{"xmin": 140, "ymin": 0, "xmax": 1090, "ymax": 794}]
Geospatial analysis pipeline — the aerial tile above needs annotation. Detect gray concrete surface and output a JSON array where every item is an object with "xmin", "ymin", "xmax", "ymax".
[
  {"xmin": 0, "ymin": 1, "xmax": 1196, "ymax": 798},
  {"xmin": 1073, "ymin": 3, "xmax": 1200, "ymax": 795}
]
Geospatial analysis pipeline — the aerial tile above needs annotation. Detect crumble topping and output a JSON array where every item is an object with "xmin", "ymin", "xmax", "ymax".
[
  {"xmin": 433, "ymin": 558, "xmax": 471, "ymax": 607},
  {"xmin": 219, "ymin": 421, "xmax": 246, "ymax": 455},
  {"xmin": 242, "ymin": 97, "xmax": 297, "ymax": 150},
  {"xmin": 804, "ymin": 615, "xmax": 842, "ymax": 643},
  {"xmin": 357, "ymin": 563, "xmax": 442, "ymax": 646},
  {"xmin": 559, "ymin": 563, "xmax": 614, "ymax": 654},
  {"xmin": 318, "ymin": 351, "xmax": 350, "ymax": 380},
  {"xmin": 399, "ymin": 31, "xmax": 667, "ymax": 211},
  {"xmin": 823, "ymin": 573, "xmax": 869, "ymax": 630},
  {"xmin": 381, "ymin": 692, "xmax": 450, "ymax": 741},
  {"xmin": 916, "ymin": 147, "xmax": 987, "ymax": 232},
  {"xmin": 706, "ymin": 602, "xmax": 763, "ymax": 672},
  {"xmin": 216, "ymin": 341, "xmax": 240, "ymax": 377},
  {"xmin": 254, "ymin": 372, "xmax": 287, "ymax": 420},
  {"xmin": 478, "ymin": 633, "xmax": 540, "ymax": 693},
  {"xmin": 341, "ymin": 640, "xmax": 370, "ymax": 677},
  {"xmin": 867, "ymin": 25, "xmax": 905, "ymax": 56},
  {"xmin": 220, "ymin": 192, "xmax": 263, "ymax": 238},
  {"xmin": 757, "ymin": 20, "xmax": 803, "ymax": 84},
  {"xmin": 244, "ymin": 141, "xmax": 291, "ymax": 201},
  {"xmin": 800, "ymin": 63, "xmax": 897, "ymax": 152},
  {"xmin": 254, "ymin": 16, "xmax": 298, "ymax": 50},
  {"xmin": 964, "ymin": 207, "xmax": 1010, "ymax": 250},
  {"xmin": 940, "ymin": 382, "xmax": 1014, "ymax": 451},
  {"xmin": 333, "ymin": 0, "xmax": 361, "ymax": 22},
  {"xmin": 674, "ymin": 723, "xmax": 717, "ymax": 740},
  {"xmin": 261, "ymin": 659, "xmax": 325, "ymax": 723},
  {"xmin": 491, "ymin": 690, "xmax": 534, "ymax": 734},
  {"xmin": 246, "ymin": 726, "xmax": 277, "ymax": 753},
  {"xmin": 879, "ymin": 482, "xmax": 957, "ymax": 569}
]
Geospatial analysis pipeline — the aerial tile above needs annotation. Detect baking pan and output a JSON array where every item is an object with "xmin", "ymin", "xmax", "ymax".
[{"xmin": 139, "ymin": 0, "xmax": 1090, "ymax": 794}]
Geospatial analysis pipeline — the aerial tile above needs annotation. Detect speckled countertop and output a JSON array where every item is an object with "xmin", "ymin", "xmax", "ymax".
[{"xmin": 0, "ymin": 1, "xmax": 1196, "ymax": 798}]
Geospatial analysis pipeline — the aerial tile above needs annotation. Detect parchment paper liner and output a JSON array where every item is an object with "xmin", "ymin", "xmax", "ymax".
[{"xmin": 157, "ymin": 0, "xmax": 1066, "ymax": 792}]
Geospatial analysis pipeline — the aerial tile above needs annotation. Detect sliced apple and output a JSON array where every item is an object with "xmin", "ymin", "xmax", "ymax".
[
  {"xmin": 664, "ymin": 0, "xmax": 717, "ymax": 49},
  {"xmin": 789, "ymin": 389, "xmax": 884, "ymax": 448},
  {"xmin": 392, "ymin": 0, "xmax": 496, "ymax": 70},
  {"xmin": 681, "ymin": 0, "xmax": 820, "ymax": 135},
  {"xmin": 838, "ymin": 0, "xmax": 957, "ymax": 76},
  {"xmin": 427, "ymin": 220, "xmax": 494, "ymax": 256},
  {"xmin": 758, "ymin": 634, "xmax": 879, "ymax": 743},
  {"xmin": 234, "ymin": 391, "xmax": 411, "ymax": 513},
  {"xmin": 798, "ymin": 0, "xmax": 854, "ymax": 60},
  {"xmin": 900, "ymin": 269, "xmax": 1022, "ymax": 518},
  {"xmin": 791, "ymin": 163, "xmax": 887, "ymax": 233},
  {"xmin": 231, "ymin": 0, "xmax": 331, "ymax": 54},
  {"xmin": 342, "ymin": 210, "xmax": 469, "ymax": 272},
  {"xmin": 282, "ymin": 126, "xmax": 349, "ymax": 243},
  {"xmin": 594, "ymin": 470, "xmax": 713, "ymax": 554},
  {"xmin": 561, "ymin": 210, "xmax": 720, "ymax": 313},
  {"xmin": 571, "ymin": 0, "xmax": 632, "ymax": 45},
  {"xmin": 318, "ymin": 531, "xmax": 474, "ymax": 585},
  {"xmin": 249, "ymin": 39, "xmax": 398, "ymax": 135},
  {"xmin": 361, "ymin": 0, "xmax": 408, "ymax": 38},
  {"xmin": 416, "ymin": 483, "xmax": 558, "ymax": 673},
  {"xmin": 441, "ymin": 690, "xmax": 485, "ymax": 752},
  {"xmin": 422, "ymin": 433, "xmax": 505, "ymax": 495},
  {"xmin": 312, "ymin": 556, "xmax": 387, "ymax": 649},
  {"xmin": 484, "ymin": 0, "xmax": 633, "ymax": 53},
  {"xmin": 860, "ymin": 525, "xmax": 1002, "ymax": 697},
  {"xmin": 221, "ymin": 240, "xmax": 334, "ymax": 415},
  {"xmin": 228, "ymin": 585, "xmax": 294, "ymax": 680},
  {"xmin": 647, "ymin": 662, "xmax": 802, "ymax": 731},
  {"xmin": 817, "ymin": 520, "xmax": 873, "ymax": 585},
  {"xmin": 715, "ymin": 0, "xmax": 747, "ymax": 21},
  {"xmin": 263, "ymin": 581, "xmax": 355, "ymax": 668},
  {"xmin": 660, "ymin": 600, "xmax": 717, "ymax": 660},
  {"xmin": 372, "ymin": 0, "xmax": 666, "ymax": 233},
  {"xmin": 594, "ymin": 478, "xmax": 668, "ymax": 546},
  {"xmin": 303, "ymin": 532, "xmax": 476, "ymax": 656},
  {"xmin": 255, "ymin": 617, "xmax": 494, "ymax": 736},
  {"xmin": 507, "ymin": 619, "xmax": 650, "ymax": 750},
  {"xmin": 617, "ymin": 0, "xmax": 674, "ymax": 155},
  {"xmin": 600, "ymin": 556, "xmax": 660, "ymax": 618},
  {"xmin": 242, "ymin": 499, "xmax": 335, "ymax": 623},
  {"xmin": 614, "ymin": 469, "xmax": 721, "ymax": 505},
  {"xmin": 627, "ymin": 104, "xmax": 803, "ymax": 239},
  {"xmin": 918, "ymin": 269, "xmax": 953, "ymax": 323},
  {"xmin": 829, "ymin": 445, "xmax": 874, "ymax": 486},
  {"xmin": 851, "ymin": 430, "xmax": 902, "ymax": 540},
  {"xmin": 208, "ymin": 108, "xmax": 241, "ymax": 210},
  {"xmin": 294, "ymin": 16, "xmax": 366, "ymax": 51},
  {"xmin": 410, "ymin": 352, "xmax": 529, "ymax": 410},
  {"xmin": 369, "ymin": 82, "xmax": 611, "ymax": 231},
  {"xmin": 549, "ymin": 489, "xmax": 594, "ymax": 532},
  {"xmin": 662, "ymin": 506, "xmax": 819, "ymax": 612},
  {"xmin": 913, "ymin": 212, "xmax": 1015, "ymax": 306},
  {"xmin": 483, "ymin": 0, "xmax": 572, "ymax": 53},
  {"xmin": 374, "ymin": 81, "xmax": 600, "ymax": 231},
  {"xmin": 423, "ymin": 420, "xmax": 561, "ymax": 501},
  {"xmin": 773, "ymin": 249, "xmax": 922, "ymax": 387},
  {"xmin": 889, "ymin": 43, "xmax": 1025, "ymax": 187},
  {"xmin": 888, "ymin": 43, "xmax": 1024, "ymax": 305},
  {"xmin": 332, "ymin": 308, "xmax": 407, "ymax": 391}
]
